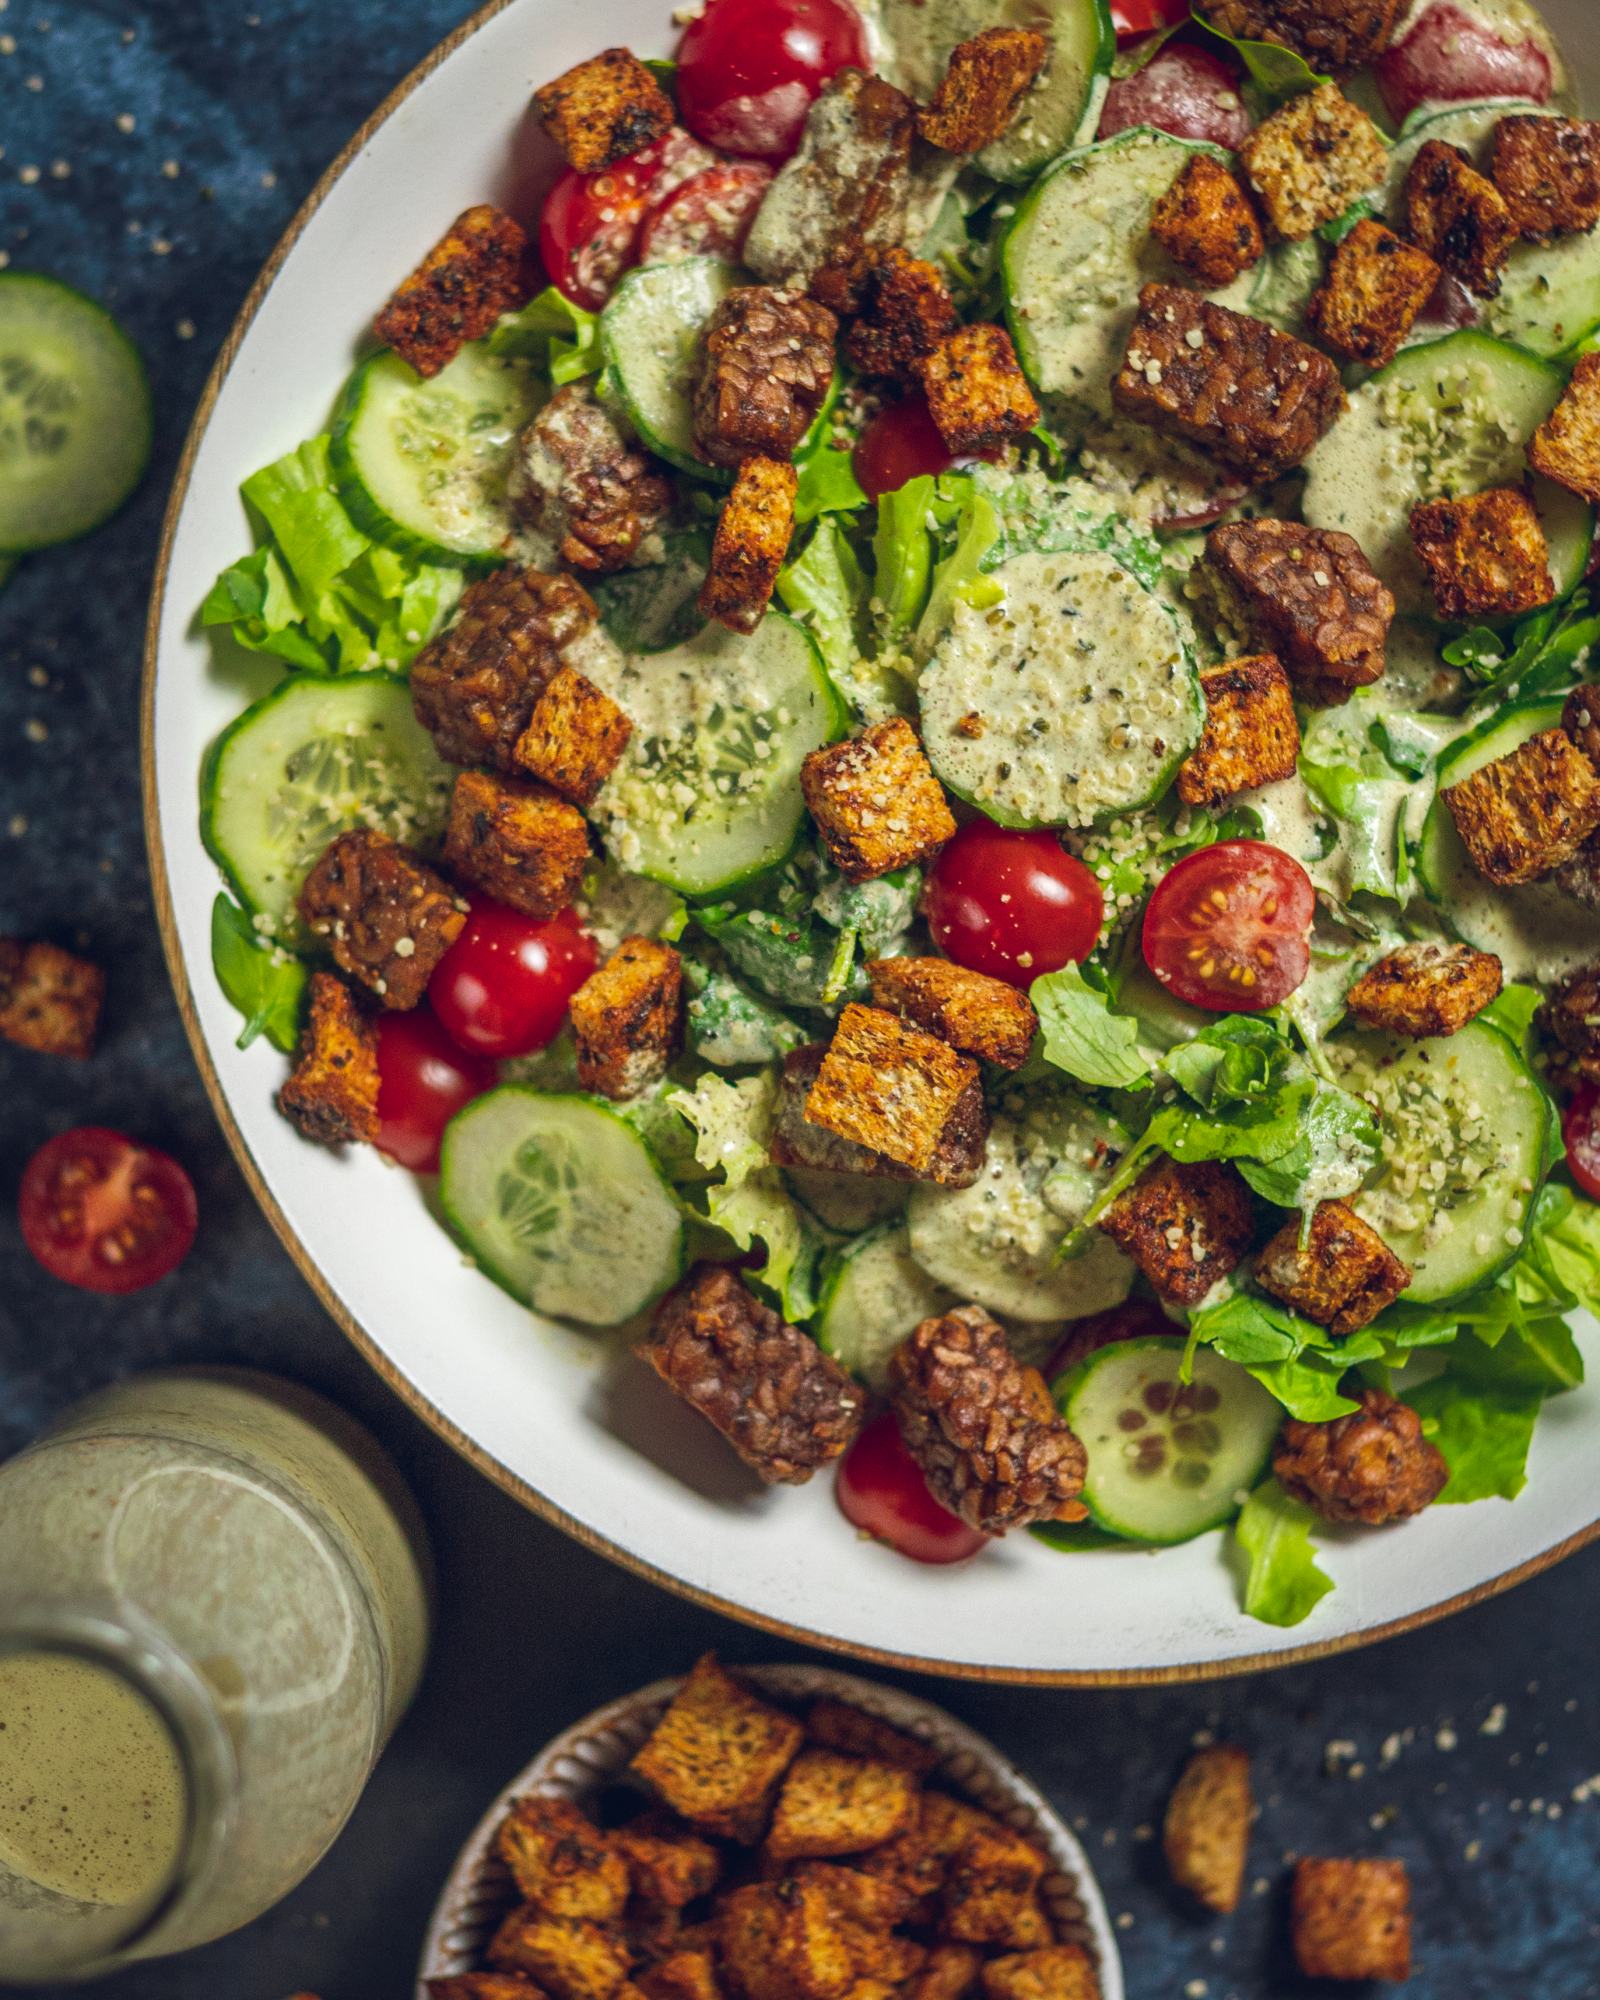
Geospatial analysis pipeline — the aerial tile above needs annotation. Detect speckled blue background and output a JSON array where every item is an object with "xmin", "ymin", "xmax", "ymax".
[{"xmin": 1, "ymin": 5, "xmax": 1598, "ymax": 1995}]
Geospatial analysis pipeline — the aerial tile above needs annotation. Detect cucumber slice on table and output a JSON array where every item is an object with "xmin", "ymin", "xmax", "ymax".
[
  {"xmin": 1056, "ymin": 1337, "xmax": 1280, "ymax": 1545},
  {"xmin": 440, "ymin": 1088, "xmax": 685, "ymax": 1325},
  {"xmin": 815, "ymin": 1223, "xmax": 957, "ymax": 1390},
  {"xmin": 201, "ymin": 671, "xmax": 454, "ymax": 943},
  {"xmin": 330, "ymin": 342, "xmax": 542, "ymax": 564},
  {"xmin": 583, "ymin": 612, "xmax": 847, "ymax": 898},
  {"xmin": 0, "ymin": 274, "xmax": 151, "ymax": 552},
  {"xmin": 600, "ymin": 257, "xmax": 736, "ymax": 479}
]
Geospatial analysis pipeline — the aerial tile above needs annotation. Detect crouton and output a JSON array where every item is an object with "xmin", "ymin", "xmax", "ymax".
[
  {"xmin": 1528, "ymin": 351, "xmax": 1600, "ymax": 506},
  {"xmin": 801, "ymin": 719, "xmax": 957, "ymax": 883},
  {"xmin": 802, "ymin": 1703, "xmax": 936, "ymax": 1780},
  {"xmin": 842, "ymin": 249, "xmax": 958, "ymax": 385},
  {"xmin": 1402, "ymin": 139, "xmax": 1517, "ymax": 296},
  {"xmin": 1176, "ymin": 654, "xmax": 1301, "ymax": 808},
  {"xmin": 428, "ymin": 1978, "xmax": 549, "ymax": 2000},
  {"xmin": 916, "ymin": 29, "xmax": 1049, "ymax": 156},
  {"xmin": 805, "ymin": 1004, "xmax": 982, "ymax": 1176},
  {"xmin": 1410, "ymin": 485, "xmax": 1553, "ymax": 620},
  {"xmin": 1565, "ymin": 682, "xmax": 1600, "ymax": 768},
  {"xmin": 373, "ymin": 205, "xmax": 530, "ymax": 379},
  {"xmin": 514, "ymin": 664, "xmax": 633, "ymax": 806},
  {"xmin": 1290, "ymin": 1857, "xmax": 1412, "ymax": 1983},
  {"xmin": 1206, "ymin": 519, "xmax": 1393, "ymax": 703},
  {"xmin": 941, "ymin": 1825, "xmax": 1051, "ymax": 1950},
  {"xmin": 1192, "ymin": 0, "xmax": 1401, "ymax": 76},
  {"xmin": 1490, "ymin": 114, "xmax": 1600, "ymax": 240},
  {"xmin": 0, "ymin": 938, "xmax": 104, "ymax": 1059},
  {"xmin": 1308, "ymin": 219, "xmax": 1439, "ymax": 369},
  {"xmin": 637, "ymin": 1953, "xmax": 724, "ymax": 2000},
  {"xmin": 767, "ymin": 1752, "xmax": 921, "ymax": 1863},
  {"xmin": 1442, "ymin": 726, "xmax": 1600, "ymax": 886},
  {"xmin": 615, "ymin": 1814, "xmax": 721, "ymax": 1912},
  {"xmin": 918, "ymin": 1796, "xmax": 1005, "ymax": 1870},
  {"xmin": 276, "ymin": 971, "xmax": 379, "ymax": 1147},
  {"xmin": 1150, "ymin": 154, "xmax": 1265, "ymax": 288},
  {"xmin": 497, "ymin": 1796, "xmax": 630, "ymax": 1923},
  {"xmin": 980, "ymin": 1947, "xmax": 1101, "ymax": 2000},
  {"xmin": 699, "ymin": 456, "xmax": 797, "ymax": 635},
  {"xmin": 534, "ymin": 48, "xmax": 673, "ymax": 174},
  {"xmin": 921, "ymin": 323, "xmax": 1040, "ymax": 457},
  {"xmin": 444, "ymin": 768, "xmax": 591, "ymax": 919},
  {"xmin": 1276, "ymin": 1387, "xmax": 1447, "ymax": 1524},
  {"xmin": 1163, "ymin": 1746, "xmax": 1252, "ymax": 1915},
  {"xmin": 1099, "ymin": 1159, "xmax": 1256, "ymax": 1307},
  {"xmin": 905, "ymin": 1945, "xmax": 985, "ymax": 2000},
  {"xmin": 1542, "ymin": 963, "xmax": 1600, "ymax": 1080},
  {"xmin": 486, "ymin": 1906, "xmax": 633, "ymax": 2000},
  {"xmin": 1255, "ymin": 1199, "xmax": 1411, "ymax": 1335},
  {"xmin": 719, "ymin": 1876, "xmax": 856, "ymax": 2000},
  {"xmin": 866, "ymin": 956, "xmax": 1038, "ymax": 1070},
  {"xmin": 631, "ymin": 1656, "xmax": 805, "ymax": 1843},
  {"xmin": 298, "ymin": 829, "xmax": 464, "ymax": 1010},
  {"xmin": 1239, "ymin": 84, "xmax": 1388, "ymax": 241},
  {"xmin": 771, "ymin": 1044, "xmax": 987, "ymax": 1189},
  {"xmin": 1345, "ymin": 940, "xmax": 1502, "ymax": 1037},
  {"xmin": 512, "ymin": 383, "xmax": 674, "ymax": 574},
  {"xmin": 570, "ymin": 936, "xmax": 682, "ymax": 1100},
  {"xmin": 693, "ymin": 286, "xmax": 838, "ymax": 469}
]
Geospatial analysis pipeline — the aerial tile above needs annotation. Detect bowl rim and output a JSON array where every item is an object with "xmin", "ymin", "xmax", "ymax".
[{"xmin": 140, "ymin": 0, "xmax": 1600, "ymax": 1688}]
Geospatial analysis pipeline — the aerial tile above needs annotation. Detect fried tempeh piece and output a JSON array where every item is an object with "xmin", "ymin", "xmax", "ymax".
[
  {"xmin": 373, "ymin": 205, "xmax": 530, "ymax": 378},
  {"xmin": 1290, "ymin": 1857, "xmax": 1412, "ymax": 1982},
  {"xmin": 1308, "ymin": 220, "xmax": 1439, "ymax": 370},
  {"xmin": 1254, "ymin": 1200, "xmax": 1411, "ymax": 1336},
  {"xmin": 1409, "ymin": 486, "xmax": 1553, "ymax": 620},
  {"xmin": 1344, "ymin": 940, "xmax": 1502, "ymax": 1037},
  {"xmin": 277, "ymin": 971, "xmax": 379, "ymax": 1147},
  {"xmin": 1192, "ymin": 0, "xmax": 1401, "ymax": 76},
  {"xmin": 1402, "ymin": 139, "xmax": 1518, "ymax": 296},
  {"xmin": 534, "ymin": 48, "xmax": 673, "ymax": 173},
  {"xmin": 570, "ymin": 937, "xmax": 682, "ymax": 1100},
  {"xmin": 1206, "ymin": 519, "xmax": 1394, "ymax": 704},
  {"xmin": 1528, "ymin": 350, "xmax": 1600, "ymax": 506},
  {"xmin": 1163, "ymin": 1746, "xmax": 1252, "ymax": 1915},
  {"xmin": 1542, "ymin": 961, "xmax": 1600, "ymax": 1082},
  {"xmin": 1176, "ymin": 654, "xmax": 1300, "ymax": 808},
  {"xmin": 1099, "ymin": 1159, "xmax": 1257, "ymax": 1307},
  {"xmin": 509, "ymin": 382, "xmax": 673, "ymax": 576},
  {"xmin": 1275, "ymin": 1387, "xmax": 1448, "ymax": 1525},
  {"xmin": 805, "ymin": 1004, "xmax": 981, "ymax": 1176},
  {"xmin": 699, "ymin": 456, "xmax": 797, "ymax": 635},
  {"xmin": 630, "ymin": 1654, "xmax": 805, "ymax": 1842},
  {"xmin": 766, "ymin": 1751, "xmax": 921, "ymax": 1862},
  {"xmin": 1490, "ymin": 114, "xmax": 1600, "ymax": 240},
  {"xmin": 801, "ymin": 719, "xmax": 957, "ymax": 883},
  {"xmin": 444, "ymin": 768, "xmax": 591, "ymax": 920},
  {"xmin": 297, "ymin": 829, "xmax": 465, "ymax": 1010},
  {"xmin": 866, "ymin": 956, "xmax": 1038, "ymax": 1070},
  {"xmin": 514, "ymin": 664, "xmax": 633, "ymax": 807},
  {"xmin": 1441, "ymin": 727, "xmax": 1600, "ymax": 885},
  {"xmin": 1149, "ymin": 153, "xmax": 1264, "ymax": 288},
  {"xmin": 921, "ymin": 323, "xmax": 1039, "ymax": 457},
  {"xmin": 916, "ymin": 29, "xmax": 1049, "ymax": 156},
  {"xmin": 0, "ymin": 938, "xmax": 104, "ymax": 1059},
  {"xmin": 1238, "ymin": 83, "xmax": 1388, "ymax": 241},
  {"xmin": 693, "ymin": 286, "xmax": 838, "ymax": 469}
]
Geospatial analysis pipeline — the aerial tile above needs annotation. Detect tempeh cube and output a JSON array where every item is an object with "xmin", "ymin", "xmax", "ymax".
[
  {"xmin": 692, "ymin": 286, "xmax": 838, "ymax": 470},
  {"xmin": 1205, "ymin": 519, "xmax": 1393, "ymax": 704},
  {"xmin": 843, "ymin": 249, "xmax": 958, "ymax": 385}
]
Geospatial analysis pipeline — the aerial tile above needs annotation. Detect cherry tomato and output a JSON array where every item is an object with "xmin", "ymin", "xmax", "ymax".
[
  {"xmin": 539, "ymin": 141, "xmax": 675, "ymax": 309},
  {"xmin": 1110, "ymin": 0, "xmax": 1190, "ymax": 39},
  {"xmin": 428, "ymin": 900, "xmax": 597, "ymax": 1060},
  {"xmin": 1375, "ymin": 1, "xmax": 1552, "ymax": 125},
  {"xmin": 375, "ymin": 1012, "xmax": 495, "ymax": 1174},
  {"xmin": 676, "ymin": 0, "xmax": 869, "ymax": 159},
  {"xmin": 852, "ymin": 398, "xmax": 958, "ymax": 500},
  {"xmin": 924, "ymin": 820, "xmax": 1105, "ymax": 989},
  {"xmin": 19, "ymin": 1128, "xmax": 198, "ymax": 1295},
  {"xmin": 836, "ymin": 1411, "xmax": 989, "ymax": 1565},
  {"xmin": 1563, "ymin": 1084, "xmax": 1600, "ymax": 1203},
  {"xmin": 1141, "ymin": 839, "xmax": 1315, "ymax": 1013},
  {"xmin": 639, "ymin": 160, "xmax": 773, "ymax": 263},
  {"xmin": 1098, "ymin": 42, "xmax": 1249, "ymax": 148}
]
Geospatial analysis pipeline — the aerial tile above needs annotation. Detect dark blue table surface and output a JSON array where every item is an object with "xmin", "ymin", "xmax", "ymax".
[{"xmin": 2, "ymin": 5, "xmax": 1598, "ymax": 1995}]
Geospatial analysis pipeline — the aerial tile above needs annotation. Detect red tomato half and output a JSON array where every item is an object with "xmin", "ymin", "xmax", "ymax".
[
  {"xmin": 1110, "ymin": 0, "xmax": 1190, "ymax": 40},
  {"xmin": 1563, "ymin": 1085, "xmax": 1600, "ymax": 1203},
  {"xmin": 1375, "ymin": 1, "xmax": 1553, "ymax": 124},
  {"xmin": 638, "ymin": 159, "xmax": 773, "ymax": 263},
  {"xmin": 375, "ymin": 1012, "xmax": 495, "ymax": 1174},
  {"xmin": 1142, "ymin": 840, "xmax": 1315, "ymax": 1013},
  {"xmin": 429, "ymin": 900, "xmax": 597, "ymax": 1060},
  {"xmin": 19, "ymin": 1128, "xmax": 198, "ymax": 1295},
  {"xmin": 676, "ymin": 0, "xmax": 869, "ymax": 158},
  {"xmin": 836, "ymin": 1411, "xmax": 989, "ymax": 1565},
  {"xmin": 539, "ymin": 131, "xmax": 716, "ymax": 308},
  {"xmin": 925, "ymin": 820, "xmax": 1105, "ymax": 989},
  {"xmin": 1098, "ymin": 42, "xmax": 1249, "ymax": 148},
  {"xmin": 852, "ymin": 398, "xmax": 959, "ymax": 500}
]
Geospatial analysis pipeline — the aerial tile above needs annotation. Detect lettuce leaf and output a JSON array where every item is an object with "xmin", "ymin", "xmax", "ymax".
[
  {"xmin": 210, "ymin": 894, "xmax": 307, "ymax": 1052},
  {"xmin": 1234, "ymin": 1480, "xmax": 1335, "ymax": 1627},
  {"xmin": 487, "ymin": 284, "xmax": 601, "ymax": 385},
  {"xmin": 1410, "ymin": 1318, "xmax": 1583, "ymax": 1503},
  {"xmin": 872, "ymin": 475, "xmax": 937, "ymax": 637},
  {"xmin": 794, "ymin": 430, "xmax": 868, "ymax": 524},
  {"xmin": 1031, "ymin": 964, "xmax": 1158, "ymax": 1090}
]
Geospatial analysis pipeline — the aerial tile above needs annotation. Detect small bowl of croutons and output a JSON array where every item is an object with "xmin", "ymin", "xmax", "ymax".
[{"xmin": 417, "ymin": 1654, "xmax": 1123, "ymax": 2000}]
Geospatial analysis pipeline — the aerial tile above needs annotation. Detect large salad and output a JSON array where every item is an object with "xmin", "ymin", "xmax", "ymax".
[{"xmin": 199, "ymin": 0, "xmax": 1600, "ymax": 1627}]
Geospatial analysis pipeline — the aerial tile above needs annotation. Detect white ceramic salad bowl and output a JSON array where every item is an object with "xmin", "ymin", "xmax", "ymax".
[{"xmin": 145, "ymin": 0, "xmax": 1600, "ymax": 1682}]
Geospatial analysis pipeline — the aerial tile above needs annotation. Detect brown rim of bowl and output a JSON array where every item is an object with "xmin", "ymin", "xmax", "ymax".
[{"xmin": 140, "ymin": 0, "xmax": 1600, "ymax": 1688}]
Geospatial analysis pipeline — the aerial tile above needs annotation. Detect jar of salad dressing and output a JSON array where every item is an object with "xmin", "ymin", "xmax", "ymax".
[{"xmin": 0, "ymin": 1369, "xmax": 431, "ymax": 1984}]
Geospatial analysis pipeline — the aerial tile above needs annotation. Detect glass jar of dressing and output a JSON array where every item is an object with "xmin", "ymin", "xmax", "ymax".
[{"xmin": 0, "ymin": 1369, "xmax": 431, "ymax": 1984}]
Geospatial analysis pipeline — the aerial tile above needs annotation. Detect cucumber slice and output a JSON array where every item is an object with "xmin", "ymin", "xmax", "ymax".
[
  {"xmin": 0, "ymin": 274, "xmax": 151, "ymax": 552},
  {"xmin": 1301, "ymin": 330, "xmax": 1596, "ymax": 616},
  {"xmin": 439, "ymin": 1088, "xmax": 685, "ymax": 1325},
  {"xmin": 329, "ymin": 343, "xmax": 542, "ymax": 564},
  {"xmin": 917, "ymin": 545, "xmax": 1204, "ymax": 828},
  {"xmin": 583, "ymin": 612, "xmax": 847, "ymax": 898},
  {"xmin": 1244, "ymin": 234, "xmax": 1324, "ymax": 336},
  {"xmin": 599, "ymin": 258, "xmax": 735, "ymax": 479},
  {"xmin": 591, "ymin": 530, "xmax": 709, "ymax": 653},
  {"xmin": 1330, "ymin": 1020, "xmax": 1553, "ymax": 1303},
  {"xmin": 815, "ymin": 1223, "xmax": 957, "ymax": 1390},
  {"xmin": 1056, "ymin": 1337, "xmax": 1280, "ymax": 1545},
  {"xmin": 201, "ymin": 671, "xmax": 454, "ymax": 943}
]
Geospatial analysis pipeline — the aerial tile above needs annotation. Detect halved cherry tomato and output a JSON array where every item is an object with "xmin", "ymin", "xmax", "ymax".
[
  {"xmin": 19, "ymin": 1128, "xmax": 198, "ymax": 1294},
  {"xmin": 676, "ymin": 0, "xmax": 869, "ymax": 159},
  {"xmin": 1563, "ymin": 1084, "xmax": 1600, "ymax": 1203},
  {"xmin": 851, "ymin": 398, "xmax": 958, "ymax": 500},
  {"xmin": 924, "ymin": 820, "xmax": 1105, "ymax": 989},
  {"xmin": 1141, "ymin": 839, "xmax": 1315, "ymax": 1013},
  {"xmin": 836, "ymin": 1411, "xmax": 989, "ymax": 1565},
  {"xmin": 1110, "ymin": 0, "xmax": 1190, "ymax": 40},
  {"xmin": 1098, "ymin": 41, "xmax": 1249, "ymax": 147},
  {"xmin": 375, "ymin": 1012, "xmax": 495, "ymax": 1174},
  {"xmin": 540, "ymin": 149, "xmax": 666, "ymax": 309},
  {"xmin": 638, "ymin": 160, "xmax": 773, "ymax": 263},
  {"xmin": 1375, "ymin": 1, "xmax": 1552, "ymax": 124},
  {"xmin": 428, "ymin": 900, "xmax": 597, "ymax": 1060}
]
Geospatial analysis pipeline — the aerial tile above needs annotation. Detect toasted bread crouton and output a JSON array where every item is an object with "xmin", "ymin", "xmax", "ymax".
[
  {"xmin": 699, "ymin": 456, "xmax": 797, "ymax": 635},
  {"xmin": 427, "ymin": 1977, "xmax": 549, "ymax": 2000},
  {"xmin": 637, "ymin": 1952, "xmax": 724, "ymax": 2000},
  {"xmin": 277, "ymin": 971, "xmax": 379, "ymax": 1147},
  {"xmin": 1410, "ymin": 486, "xmax": 1553, "ymax": 620},
  {"xmin": 1345, "ymin": 940, "xmax": 1502, "ymax": 1037},
  {"xmin": 631, "ymin": 1656, "xmax": 805, "ymax": 1843},
  {"xmin": 1193, "ymin": 0, "xmax": 1401, "ymax": 76},
  {"xmin": 1239, "ymin": 84, "xmax": 1388, "ymax": 241},
  {"xmin": 980, "ymin": 1947, "xmax": 1101, "ymax": 2000},
  {"xmin": 514, "ymin": 664, "xmax": 632, "ymax": 806},
  {"xmin": 919, "ymin": 1795, "xmax": 1006, "ymax": 1871},
  {"xmin": 570, "ymin": 936, "xmax": 682, "ymax": 1100},
  {"xmin": 843, "ymin": 249, "xmax": 958, "ymax": 384},
  {"xmin": 1150, "ymin": 153, "xmax": 1265, "ymax": 288},
  {"xmin": 1308, "ymin": 219, "xmax": 1439, "ymax": 369},
  {"xmin": 1528, "ymin": 351, "xmax": 1600, "ymax": 506},
  {"xmin": 921, "ymin": 323, "xmax": 1040, "ymax": 457},
  {"xmin": 805, "ymin": 1003, "xmax": 982, "ymax": 1176},
  {"xmin": 1255, "ymin": 1199, "xmax": 1411, "ymax": 1335},
  {"xmin": 1099, "ymin": 1159, "xmax": 1256, "ymax": 1307},
  {"xmin": 916, "ymin": 28, "xmax": 1049, "ymax": 155},
  {"xmin": 904, "ymin": 1945, "xmax": 984, "ymax": 2000},
  {"xmin": 719, "ymin": 1876, "xmax": 855, "ymax": 2000},
  {"xmin": 1541, "ymin": 962, "xmax": 1600, "ymax": 1081},
  {"xmin": 802, "ymin": 719, "xmax": 957, "ymax": 883},
  {"xmin": 1403, "ymin": 139, "xmax": 1517, "ymax": 296},
  {"xmin": 615, "ymin": 1814, "xmax": 722, "ymax": 1913},
  {"xmin": 766, "ymin": 1752, "xmax": 921, "ymax": 1863},
  {"xmin": 298, "ymin": 829, "xmax": 465, "ymax": 1010},
  {"xmin": 487, "ymin": 1906, "xmax": 632, "ymax": 2000},
  {"xmin": 373, "ymin": 205, "xmax": 530, "ymax": 378},
  {"xmin": 445, "ymin": 768, "xmax": 591, "ymax": 920},
  {"xmin": 1442, "ymin": 727, "xmax": 1600, "ymax": 886},
  {"xmin": 1290, "ymin": 1857, "xmax": 1412, "ymax": 1983},
  {"xmin": 1177, "ymin": 655, "xmax": 1300, "ymax": 808},
  {"xmin": 1490, "ymin": 114, "xmax": 1600, "ymax": 240},
  {"xmin": 534, "ymin": 48, "xmax": 673, "ymax": 173},
  {"xmin": 866, "ymin": 956, "xmax": 1038, "ymax": 1070},
  {"xmin": 0, "ymin": 939, "xmax": 104, "ymax": 1059},
  {"xmin": 1163, "ymin": 1747, "xmax": 1252, "ymax": 1915},
  {"xmin": 805, "ymin": 1700, "xmax": 940, "ymax": 1778},
  {"xmin": 771, "ymin": 1045, "xmax": 987, "ymax": 1189},
  {"xmin": 942, "ymin": 1825, "xmax": 1051, "ymax": 1950},
  {"xmin": 497, "ymin": 1796, "xmax": 630, "ymax": 1923}
]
